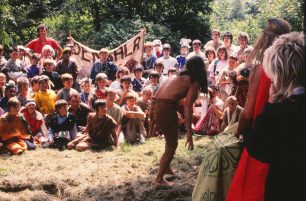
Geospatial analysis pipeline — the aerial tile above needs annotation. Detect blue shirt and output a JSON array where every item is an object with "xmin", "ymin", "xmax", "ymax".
[
  {"xmin": 132, "ymin": 78, "xmax": 145, "ymax": 92},
  {"xmin": 176, "ymin": 55, "xmax": 187, "ymax": 70},
  {"xmin": 26, "ymin": 64, "xmax": 40, "ymax": 78},
  {"xmin": 90, "ymin": 60, "xmax": 118, "ymax": 82}
]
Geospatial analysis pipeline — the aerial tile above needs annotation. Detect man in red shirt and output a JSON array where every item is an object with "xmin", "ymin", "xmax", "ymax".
[{"xmin": 26, "ymin": 24, "xmax": 63, "ymax": 61}]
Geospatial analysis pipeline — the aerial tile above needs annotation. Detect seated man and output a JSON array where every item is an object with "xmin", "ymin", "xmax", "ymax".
[
  {"xmin": 0, "ymin": 97, "xmax": 32, "ymax": 155},
  {"xmin": 68, "ymin": 93, "xmax": 91, "ymax": 132},
  {"xmin": 67, "ymin": 100, "xmax": 118, "ymax": 151},
  {"xmin": 221, "ymin": 96, "xmax": 243, "ymax": 131},
  {"xmin": 47, "ymin": 99, "xmax": 77, "ymax": 150}
]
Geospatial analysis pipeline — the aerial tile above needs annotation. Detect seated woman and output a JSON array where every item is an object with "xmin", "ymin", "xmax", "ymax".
[
  {"xmin": 0, "ymin": 97, "xmax": 32, "ymax": 154},
  {"xmin": 47, "ymin": 99, "xmax": 77, "ymax": 150},
  {"xmin": 221, "ymin": 96, "xmax": 242, "ymax": 131},
  {"xmin": 67, "ymin": 99, "xmax": 118, "ymax": 151},
  {"xmin": 20, "ymin": 99, "xmax": 48, "ymax": 145},
  {"xmin": 244, "ymin": 32, "xmax": 306, "ymax": 201},
  {"xmin": 119, "ymin": 92, "xmax": 146, "ymax": 144},
  {"xmin": 194, "ymin": 85, "xmax": 224, "ymax": 135}
]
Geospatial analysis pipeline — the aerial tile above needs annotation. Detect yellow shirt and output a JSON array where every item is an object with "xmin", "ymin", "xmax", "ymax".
[{"xmin": 33, "ymin": 90, "xmax": 57, "ymax": 114}]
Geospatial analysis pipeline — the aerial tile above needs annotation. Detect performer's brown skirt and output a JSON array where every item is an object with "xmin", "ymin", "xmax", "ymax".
[{"xmin": 150, "ymin": 98, "xmax": 179, "ymax": 146}]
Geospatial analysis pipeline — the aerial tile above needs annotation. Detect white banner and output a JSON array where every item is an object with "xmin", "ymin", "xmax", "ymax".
[{"xmin": 67, "ymin": 29, "xmax": 145, "ymax": 79}]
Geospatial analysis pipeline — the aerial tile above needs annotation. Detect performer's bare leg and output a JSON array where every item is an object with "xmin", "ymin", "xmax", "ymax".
[{"xmin": 154, "ymin": 126, "xmax": 178, "ymax": 187}]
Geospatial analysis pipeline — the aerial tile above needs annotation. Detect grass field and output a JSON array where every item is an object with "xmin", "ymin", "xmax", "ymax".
[{"xmin": 0, "ymin": 135, "xmax": 212, "ymax": 201}]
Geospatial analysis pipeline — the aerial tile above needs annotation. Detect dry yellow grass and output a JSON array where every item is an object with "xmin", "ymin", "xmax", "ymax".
[{"xmin": 0, "ymin": 135, "xmax": 211, "ymax": 201}]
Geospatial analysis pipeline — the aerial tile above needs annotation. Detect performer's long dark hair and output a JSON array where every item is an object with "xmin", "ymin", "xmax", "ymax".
[{"xmin": 178, "ymin": 56, "xmax": 208, "ymax": 93}]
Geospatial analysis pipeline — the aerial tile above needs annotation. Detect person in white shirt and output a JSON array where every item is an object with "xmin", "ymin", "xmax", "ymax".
[
  {"xmin": 186, "ymin": 39, "xmax": 206, "ymax": 60},
  {"xmin": 204, "ymin": 29, "xmax": 224, "ymax": 52},
  {"xmin": 156, "ymin": 44, "xmax": 178, "ymax": 75}
]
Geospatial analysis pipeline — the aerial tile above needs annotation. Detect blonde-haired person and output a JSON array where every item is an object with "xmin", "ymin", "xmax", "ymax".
[
  {"xmin": 227, "ymin": 18, "xmax": 292, "ymax": 201},
  {"xmin": 244, "ymin": 31, "xmax": 305, "ymax": 201},
  {"xmin": 39, "ymin": 44, "xmax": 55, "ymax": 74}
]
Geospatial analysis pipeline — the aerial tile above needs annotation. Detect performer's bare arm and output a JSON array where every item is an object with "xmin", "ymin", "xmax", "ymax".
[
  {"xmin": 184, "ymin": 83, "xmax": 200, "ymax": 150},
  {"xmin": 112, "ymin": 129, "xmax": 118, "ymax": 147}
]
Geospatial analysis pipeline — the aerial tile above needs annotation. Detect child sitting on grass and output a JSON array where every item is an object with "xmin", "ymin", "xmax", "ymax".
[
  {"xmin": 119, "ymin": 93, "xmax": 146, "ymax": 144},
  {"xmin": 67, "ymin": 99, "xmax": 118, "ymax": 151},
  {"xmin": 47, "ymin": 99, "xmax": 77, "ymax": 150},
  {"xmin": 0, "ymin": 97, "xmax": 32, "ymax": 155},
  {"xmin": 221, "ymin": 96, "xmax": 242, "ymax": 131}
]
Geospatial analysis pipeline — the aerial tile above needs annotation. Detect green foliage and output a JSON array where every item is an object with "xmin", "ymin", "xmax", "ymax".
[{"xmin": 210, "ymin": 0, "xmax": 304, "ymax": 45}]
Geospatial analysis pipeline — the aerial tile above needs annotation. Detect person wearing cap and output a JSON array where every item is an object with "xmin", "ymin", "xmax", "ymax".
[
  {"xmin": 156, "ymin": 43, "xmax": 178, "ymax": 75},
  {"xmin": 204, "ymin": 29, "xmax": 224, "ymax": 51},
  {"xmin": 67, "ymin": 99, "xmax": 118, "ymax": 151},
  {"xmin": 142, "ymin": 41, "xmax": 157, "ymax": 78},
  {"xmin": 235, "ymin": 31, "xmax": 253, "ymax": 64},
  {"xmin": 20, "ymin": 99, "xmax": 48, "ymax": 145},
  {"xmin": 90, "ymin": 48, "xmax": 118, "ymax": 83},
  {"xmin": 0, "ymin": 81, "xmax": 17, "ymax": 112},
  {"xmin": 0, "ymin": 44, "xmax": 7, "ymax": 70},
  {"xmin": 26, "ymin": 24, "xmax": 63, "ymax": 60},
  {"xmin": 2, "ymin": 46, "xmax": 26, "ymax": 81},
  {"xmin": 132, "ymin": 67, "xmax": 146, "ymax": 93},
  {"xmin": 186, "ymin": 39, "xmax": 206, "ymax": 60},
  {"xmin": 216, "ymin": 54, "xmax": 239, "ymax": 102},
  {"xmin": 55, "ymin": 47, "xmax": 79, "ymax": 91},
  {"xmin": 152, "ymin": 39, "xmax": 163, "ymax": 58},
  {"xmin": 0, "ymin": 97, "xmax": 32, "ymax": 154},
  {"xmin": 222, "ymin": 31, "xmax": 238, "ymax": 56},
  {"xmin": 176, "ymin": 40, "xmax": 190, "ymax": 70}
]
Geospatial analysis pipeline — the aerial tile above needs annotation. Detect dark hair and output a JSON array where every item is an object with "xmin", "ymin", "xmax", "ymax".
[
  {"xmin": 133, "ymin": 66, "xmax": 144, "ymax": 73},
  {"xmin": 37, "ymin": 24, "xmax": 48, "ymax": 34},
  {"xmin": 93, "ymin": 99, "xmax": 106, "ymax": 111},
  {"xmin": 61, "ymin": 73, "xmax": 73, "ymax": 82},
  {"xmin": 222, "ymin": 32, "xmax": 233, "ymax": 43},
  {"xmin": 9, "ymin": 46, "xmax": 18, "ymax": 54},
  {"xmin": 31, "ymin": 76, "xmax": 41, "ymax": 85},
  {"xmin": 178, "ymin": 56, "xmax": 208, "ymax": 93},
  {"xmin": 149, "ymin": 70, "xmax": 160, "ymax": 79},
  {"xmin": 217, "ymin": 46, "xmax": 228, "ymax": 60},
  {"xmin": 7, "ymin": 97, "xmax": 20, "ymax": 111},
  {"xmin": 55, "ymin": 99, "xmax": 68, "ymax": 110},
  {"xmin": 205, "ymin": 46, "xmax": 216, "ymax": 58},
  {"xmin": 69, "ymin": 92, "xmax": 80, "ymax": 101},
  {"xmin": 120, "ymin": 75, "xmax": 132, "ymax": 83},
  {"xmin": 32, "ymin": 53, "xmax": 40, "ymax": 60}
]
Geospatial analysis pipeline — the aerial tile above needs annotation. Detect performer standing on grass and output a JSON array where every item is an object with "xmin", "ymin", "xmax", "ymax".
[{"xmin": 152, "ymin": 56, "xmax": 208, "ymax": 187}]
